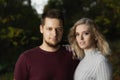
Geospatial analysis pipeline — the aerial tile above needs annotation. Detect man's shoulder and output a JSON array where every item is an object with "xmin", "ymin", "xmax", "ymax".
[
  {"xmin": 60, "ymin": 45, "xmax": 74, "ymax": 58},
  {"xmin": 21, "ymin": 46, "xmax": 39, "ymax": 57}
]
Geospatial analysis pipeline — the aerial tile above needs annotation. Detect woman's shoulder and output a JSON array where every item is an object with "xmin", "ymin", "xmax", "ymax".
[{"xmin": 95, "ymin": 51, "xmax": 108, "ymax": 62}]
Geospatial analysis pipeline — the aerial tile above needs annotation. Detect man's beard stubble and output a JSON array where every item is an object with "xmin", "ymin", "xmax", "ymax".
[{"xmin": 45, "ymin": 40, "xmax": 61, "ymax": 48}]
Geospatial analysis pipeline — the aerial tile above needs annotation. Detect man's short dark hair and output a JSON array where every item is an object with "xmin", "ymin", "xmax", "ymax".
[{"xmin": 41, "ymin": 9, "xmax": 65, "ymax": 26}]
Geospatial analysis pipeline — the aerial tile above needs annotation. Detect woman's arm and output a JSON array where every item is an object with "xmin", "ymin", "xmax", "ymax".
[{"xmin": 96, "ymin": 60, "xmax": 112, "ymax": 80}]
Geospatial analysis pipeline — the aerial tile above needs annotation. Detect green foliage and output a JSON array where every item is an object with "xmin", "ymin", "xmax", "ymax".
[
  {"xmin": 0, "ymin": 0, "xmax": 41, "ymax": 78},
  {"xmin": 45, "ymin": 0, "xmax": 120, "ymax": 40},
  {"xmin": 109, "ymin": 40, "xmax": 120, "ymax": 80},
  {"xmin": 0, "ymin": 72, "xmax": 13, "ymax": 80},
  {"xmin": 45, "ymin": 0, "xmax": 120, "ymax": 79},
  {"xmin": 0, "ymin": 0, "xmax": 120, "ymax": 79}
]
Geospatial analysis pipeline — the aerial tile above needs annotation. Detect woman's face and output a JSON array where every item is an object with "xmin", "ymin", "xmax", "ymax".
[{"xmin": 75, "ymin": 24, "xmax": 96, "ymax": 50}]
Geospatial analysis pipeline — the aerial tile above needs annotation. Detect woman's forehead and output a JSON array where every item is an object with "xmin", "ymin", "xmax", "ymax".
[{"xmin": 76, "ymin": 24, "xmax": 91, "ymax": 31}]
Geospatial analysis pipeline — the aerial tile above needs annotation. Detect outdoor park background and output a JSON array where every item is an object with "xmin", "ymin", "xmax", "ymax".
[{"xmin": 0, "ymin": 0, "xmax": 120, "ymax": 80}]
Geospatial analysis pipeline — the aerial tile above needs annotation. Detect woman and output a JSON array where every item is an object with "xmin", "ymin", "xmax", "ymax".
[{"xmin": 68, "ymin": 18, "xmax": 112, "ymax": 80}]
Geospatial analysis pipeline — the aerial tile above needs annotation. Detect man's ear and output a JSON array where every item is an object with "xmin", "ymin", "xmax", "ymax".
[{"xmin": 40, "ymin": 25, "xmax": 43, "ymax": 33}]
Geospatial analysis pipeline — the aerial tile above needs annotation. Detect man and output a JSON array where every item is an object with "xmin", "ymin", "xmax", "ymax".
[{"xmin": 14, "ymin": 9, "xmax": 78, "ymax": 80}]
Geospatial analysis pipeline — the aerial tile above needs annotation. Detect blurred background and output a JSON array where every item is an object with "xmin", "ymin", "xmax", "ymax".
[{"xmin": 0, "ymin": 0, "xmax": 120, "ymax": 80}]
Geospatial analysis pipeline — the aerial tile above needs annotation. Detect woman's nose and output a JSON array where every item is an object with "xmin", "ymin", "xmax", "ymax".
[{"xmin": 80, "ymin": 35, "xmax": 84, "ymax": 40}]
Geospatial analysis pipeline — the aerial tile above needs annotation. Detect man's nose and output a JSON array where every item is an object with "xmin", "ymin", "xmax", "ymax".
[{"xmin": 52, "ymin": 29, "xmax": 57, "ymax": 36}]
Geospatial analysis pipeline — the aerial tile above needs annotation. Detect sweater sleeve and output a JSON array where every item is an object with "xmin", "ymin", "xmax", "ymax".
[
  {"xmin": 96, "ymin": 59, "xmax": 112, "ymax": 80},
  {"xmin": 14, "ymin": 53, "xmax": 29, "ymax": 80}
]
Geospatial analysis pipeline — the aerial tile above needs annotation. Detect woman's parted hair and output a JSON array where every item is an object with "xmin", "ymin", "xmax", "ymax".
[{"xmin": 68, "ymin": 18, "xmax": 111, "ymax": 59}]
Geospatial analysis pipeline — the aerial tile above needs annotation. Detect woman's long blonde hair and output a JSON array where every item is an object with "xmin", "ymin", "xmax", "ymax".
[{"xmin": 68, "ymin": 18, "xmax": 111, "ymax": 59}]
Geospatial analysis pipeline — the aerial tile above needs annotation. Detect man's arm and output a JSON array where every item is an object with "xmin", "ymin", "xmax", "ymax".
[{"xmin": 14, "ymin": 53, "xmax": 29, "ymax": 80}]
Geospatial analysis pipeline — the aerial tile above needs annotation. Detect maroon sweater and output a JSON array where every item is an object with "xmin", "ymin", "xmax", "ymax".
[{"xmin": 14, "ymin": 46, "xmax": 79, "ymax": 80}]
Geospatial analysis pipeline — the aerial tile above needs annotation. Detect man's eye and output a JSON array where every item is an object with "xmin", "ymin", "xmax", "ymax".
[
  {"xmin": 57, "ymin": 28, "xmax": 63, "ymax": 31},
  {"xmin": 47, "ymin": 28, "xmax": 52, "ymax": 30}
]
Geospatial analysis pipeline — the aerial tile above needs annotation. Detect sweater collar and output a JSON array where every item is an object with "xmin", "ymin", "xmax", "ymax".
[{"xmin": 84, "ymin": 48, "xmax": 98, "ymax": 57}]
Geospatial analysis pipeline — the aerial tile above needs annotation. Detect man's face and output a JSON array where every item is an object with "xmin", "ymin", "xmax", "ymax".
[{"xmin": 40, "ymin": 18, "xmax": 63, "ymax": 47}]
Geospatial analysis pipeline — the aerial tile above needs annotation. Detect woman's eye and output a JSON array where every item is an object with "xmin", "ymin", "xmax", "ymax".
[
  {"xmin": 83, "ymin": 31, "xmax": 90, "ymax": 35},
  {"xmin": 85, "ymin": 32, "xmax": 89, "ymax": 35},
  {"xmin": 75, "ymin": 33, "xmax": 79, "ymax": 36}
]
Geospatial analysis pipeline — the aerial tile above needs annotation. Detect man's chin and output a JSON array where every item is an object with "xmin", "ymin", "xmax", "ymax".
[
  {"xmin": 49, "ymin": 43, "xmax": 59, "ymax": 48},
  {"xmin": 47, "ymin": 42, "xmax": 60, "ymax": 48},
  {"xmin": 45, "ymin": 40, "xmax": 61, "ymax": 47}
]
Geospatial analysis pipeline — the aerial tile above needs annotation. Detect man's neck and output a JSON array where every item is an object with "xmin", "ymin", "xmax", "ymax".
[{"xmin": 39, "ymin": 44, "xmax": 60, "ymax": 52}]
